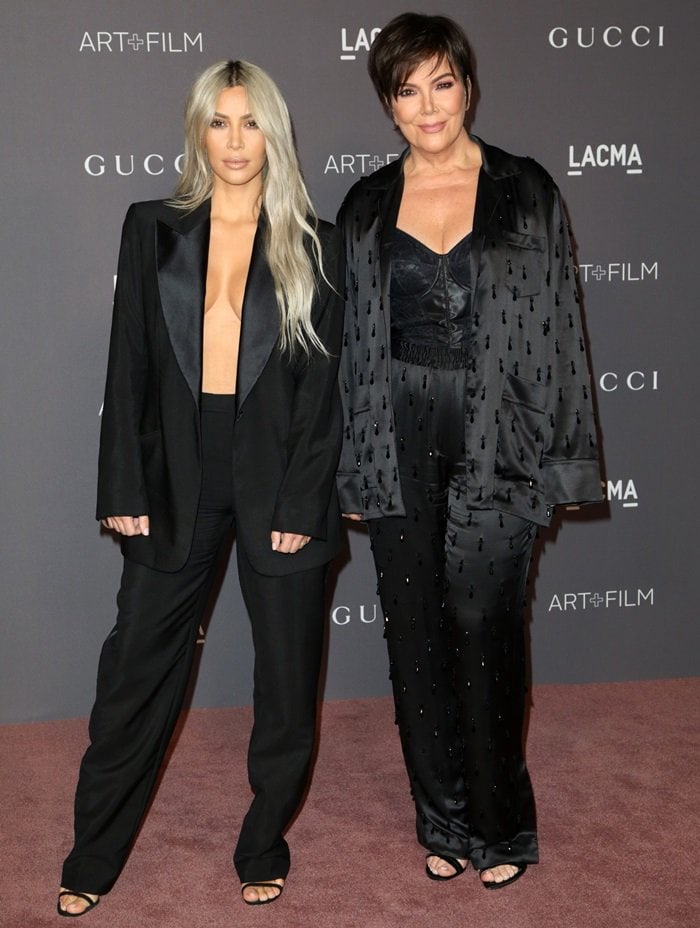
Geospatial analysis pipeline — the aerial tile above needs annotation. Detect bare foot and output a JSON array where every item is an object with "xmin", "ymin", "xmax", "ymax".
[
  {"xmin": 426, "ymin": 855, "xmax": 468, "ymax": 879},
  {"xmin": 241, "ymin": 878, "xmax": 284, "ymax": 904},
  {"xmin": 480, "ymin": 864, "xmax": 521, "ymax": 885},
  {"xmin": 57, "ymin": 888, "xmax": 100, "ymax": 916}
]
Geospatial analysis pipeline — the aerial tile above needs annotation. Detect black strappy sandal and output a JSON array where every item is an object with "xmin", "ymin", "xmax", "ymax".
[
  {"xmin": 241, "ymin": 880, "xmax": 284, "ymax": 905},
  {"xmin": 57, "ymin": 890, "xmax": 100, "ymax": 917},
  {"xmin": 425, "ymin": 854, "xmax": 467, "ymax": 881},
  {"xmin": 479, "ymin": 863, "xmax": 527, "ymax": 889}
]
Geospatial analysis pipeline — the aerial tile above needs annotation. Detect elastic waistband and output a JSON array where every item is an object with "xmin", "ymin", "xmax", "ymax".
[
  {"xmin": 392, "ymin": 339, "xmax": 470, "ymax": 370},
  {"xmin": 201, "ymin": 392, "xmax": 236, "ymax": 413}
]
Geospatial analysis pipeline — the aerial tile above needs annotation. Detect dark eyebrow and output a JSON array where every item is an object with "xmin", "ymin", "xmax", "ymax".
[{"xmin": 399, "ymin": 71, "xmax": 456, "ymax": 88}]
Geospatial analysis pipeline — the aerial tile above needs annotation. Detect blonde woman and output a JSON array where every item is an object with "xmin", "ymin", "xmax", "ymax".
[{"xmin": 58, "ymin": 60, "xmax": 343, "ymax": 915}]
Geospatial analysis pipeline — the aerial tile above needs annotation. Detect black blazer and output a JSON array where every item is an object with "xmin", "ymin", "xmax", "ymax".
[
  {"xmin": 336, "ymin": 138, "xmax": 602, "ymax": 525},
  {"xmin": 97, "ymin": 199, "xmax": 344, "ymax": 575}
]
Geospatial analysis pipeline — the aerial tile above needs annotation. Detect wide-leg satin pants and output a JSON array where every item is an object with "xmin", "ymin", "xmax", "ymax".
[
  {"xmin": 61, "ymin": 394, "xmax": 326, "ymax": 894},
  {"xmin": 368, "ymin": 350, "xmax": 539, "ymax": 870}
]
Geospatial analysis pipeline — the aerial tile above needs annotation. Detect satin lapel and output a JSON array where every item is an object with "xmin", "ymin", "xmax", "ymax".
[
  {"xmin": 470, "ymin": 168, "xmax": 503, "ymax": 291},
  {"xmin": 236, "ymin": 219, "xmax": 278, "ymax": 412},
  {"xmin": 378, "ymin": 166, "xmax": 404, "ymax": 299},
  {"xmin": 156, "ymin": 202, "xmax": 210, "ymax": 404}
]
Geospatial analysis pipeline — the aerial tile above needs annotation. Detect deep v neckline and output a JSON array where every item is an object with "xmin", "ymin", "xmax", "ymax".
[{"xmin": 393, "ymin": 226, "xmax": 473, "ymax": 257}]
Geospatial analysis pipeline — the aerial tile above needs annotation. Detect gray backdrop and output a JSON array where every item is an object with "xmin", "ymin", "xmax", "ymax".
[{"xmin": 2, "ymin": 0, "xmax": 698, "ymax": 724}]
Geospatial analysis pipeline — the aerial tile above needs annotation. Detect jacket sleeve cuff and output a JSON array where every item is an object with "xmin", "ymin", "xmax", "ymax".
[
  {"xmin": 543, "ymin": 459, "xmax": 604, "ymax": 506},
  {"xmin": 336, "ymin": 472, "xmax": 365, "ymax": 515},
  {"xmin": 96, "ymin": 491, "xmax": 148, "ymax": 521},
  {"xmin": 270, "ymin": 503, "xmax": 328, "ymax": 540}
]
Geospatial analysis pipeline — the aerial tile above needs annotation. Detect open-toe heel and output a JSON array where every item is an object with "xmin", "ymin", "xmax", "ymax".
[
  {"xmin": 57, "ymin": 890, "xmax": 100, "ymax": 918},
  {"xmin": 425, "ymin": 854, "xmax": 467, "ymax": 882},
  {"xmin": 479, "ymin": 863, "xmax": 527, "ymax": 890},
  {"xmin": 241, "ymin": 880, "xmax": 284, "ymax": 906}
]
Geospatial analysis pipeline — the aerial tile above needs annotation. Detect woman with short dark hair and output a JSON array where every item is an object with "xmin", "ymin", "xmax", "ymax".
[{"xmin": 337, "ymin": 12, "xmax": 602, "ymax": 889}]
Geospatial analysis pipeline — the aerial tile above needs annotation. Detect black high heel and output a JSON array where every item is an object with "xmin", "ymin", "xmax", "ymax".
[
  {"xmin": 241, "ymin": 881, "xmax": 284, "ymax": 905},
  {"xmin": 57, "ymin": 890, "xmax": 100, "ymax": 917},
  {"xmin": 479, "ymin": 863, "xmax": 527, "ymax": 889},
  {"xmin": 425, "ymin": 854, "xmax": 467, "ymax": 881}
]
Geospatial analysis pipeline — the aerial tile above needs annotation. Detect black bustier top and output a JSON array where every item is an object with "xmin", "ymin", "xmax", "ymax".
[{"xmin": 390, "ymin": 227, "xmax": 473, "ymax": 348}]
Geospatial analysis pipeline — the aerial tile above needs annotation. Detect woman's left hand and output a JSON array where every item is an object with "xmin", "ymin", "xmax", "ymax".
[{"xmin": 270, "ymin": 530, "xmax": 311, "ymax": 554}]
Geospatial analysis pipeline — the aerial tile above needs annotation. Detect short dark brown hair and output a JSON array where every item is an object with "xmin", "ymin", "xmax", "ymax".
[{"xmin": 368, "ymin": 12, "xmax": 474, "ymax": 115}]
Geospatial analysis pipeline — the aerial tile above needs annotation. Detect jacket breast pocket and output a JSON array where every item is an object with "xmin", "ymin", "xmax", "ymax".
[
  {"xmin": 501, "ymin": 231, "xmax": 546, "ymax": 299},
  {"xmin": 495, "ymin": 374, "xmax": 546, "ymax": 489}
]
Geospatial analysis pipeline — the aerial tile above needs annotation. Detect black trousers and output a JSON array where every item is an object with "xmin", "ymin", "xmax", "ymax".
[
  {"xmin": 62, "ymin": 394, "xmax": 326, "ymax": 894},
  {"xmin": 368, "ymin": 350, "xmax": 539, "ymax": 870}
]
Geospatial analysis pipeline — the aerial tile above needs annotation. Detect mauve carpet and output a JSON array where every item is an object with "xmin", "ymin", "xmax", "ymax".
[{"xmin": 1, "ymin": 679, "xmax": 698, "ymax": 928}]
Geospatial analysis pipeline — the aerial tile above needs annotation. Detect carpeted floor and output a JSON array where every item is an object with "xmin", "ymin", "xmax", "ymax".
[{"xmin": 1, "ymin": 679, "xmax": 698, "ymax": 927}]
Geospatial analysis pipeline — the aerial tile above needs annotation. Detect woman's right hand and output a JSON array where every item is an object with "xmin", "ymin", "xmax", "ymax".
[
  {"xmin": 101, "ymin": 515, "xmax": 150, "ymax": 536},
  {"xmin": 342, "ymin": 513, "xmax": 363, "ymax": 521}
]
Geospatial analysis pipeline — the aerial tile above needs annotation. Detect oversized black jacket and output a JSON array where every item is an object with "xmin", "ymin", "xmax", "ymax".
[
  {"xmin": 336, "ymin": 137, "xmax": 602, "ymax": 526},
  {"xmin": 97, "ymin": 199, "xmax": 344, "ymax": 573}
]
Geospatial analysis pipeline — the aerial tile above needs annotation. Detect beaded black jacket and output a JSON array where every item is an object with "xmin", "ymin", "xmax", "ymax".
[{"xmin": 336, "ymin": 137, "xmax": 602, "ymax": 526}]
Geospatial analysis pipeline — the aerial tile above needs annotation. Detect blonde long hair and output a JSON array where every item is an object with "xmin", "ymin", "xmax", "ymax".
[{"xmin": 172, "ymin": 60, "xmax": 327, "ymax": 356}]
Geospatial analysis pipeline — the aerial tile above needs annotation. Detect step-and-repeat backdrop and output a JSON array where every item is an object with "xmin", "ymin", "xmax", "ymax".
[{"xmin": 2, "ymin": 1, "xmax": 697, "ymax": 723}]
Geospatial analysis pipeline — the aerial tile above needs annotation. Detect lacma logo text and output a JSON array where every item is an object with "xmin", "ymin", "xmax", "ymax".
[
  {"xmin": 607, "ymin": 479, "xmax": 639, "ymax": 509},
  {"xmin": 340, "ymin": 27, "xmax": 381, "ymax": 60},
  {"xmin": 568, "ymin": 144, "xmax": 642, "ymax": 176}
]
